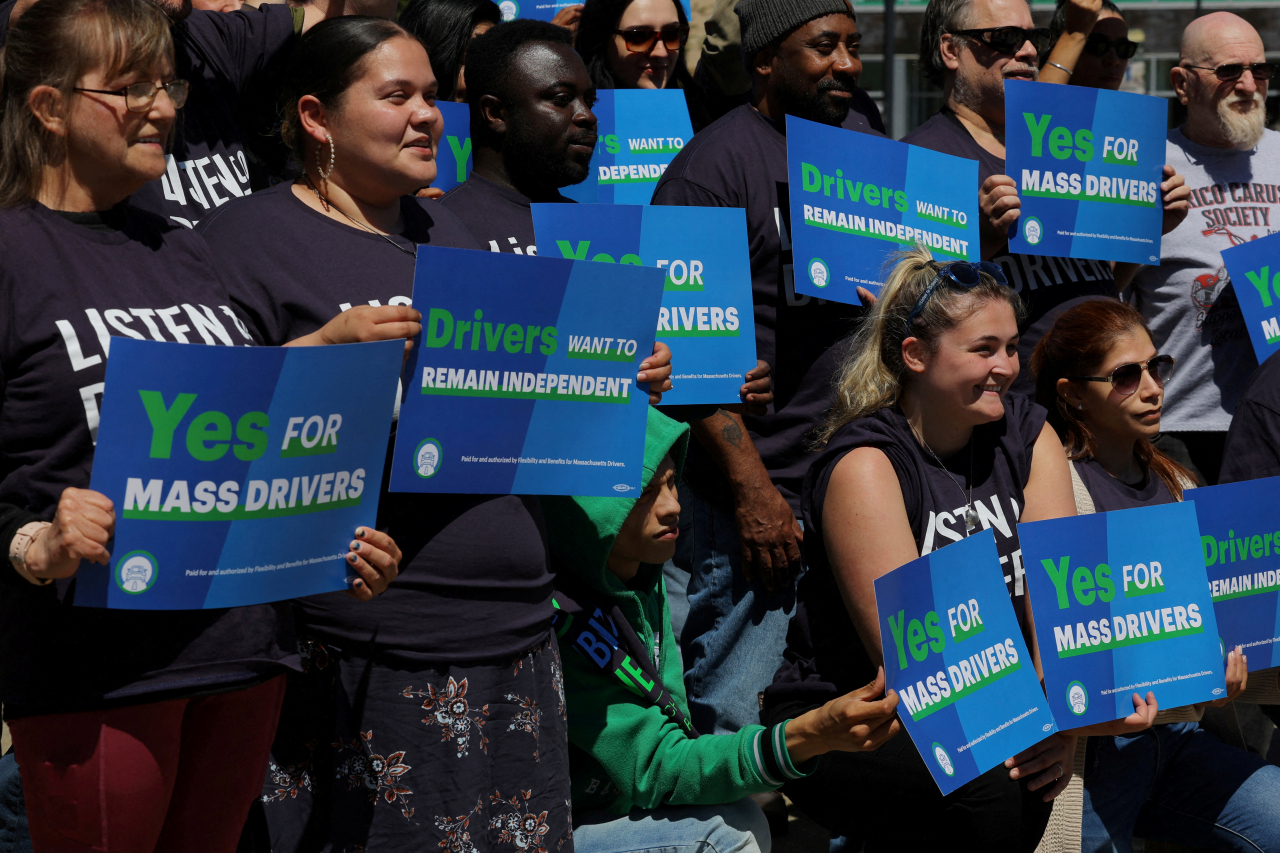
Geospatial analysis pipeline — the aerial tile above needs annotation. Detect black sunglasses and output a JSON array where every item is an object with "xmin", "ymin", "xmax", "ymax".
[
  {"xmin": 1084, "ymin": 33, "xmax": 1139, "ymax": 59},
  {"xmin": 904, "ymin": 261, "xmax": 1009, "ymax": 332},
  {"xmin": 949, "ymin": 27, "xmax": 1052, "ymax": 57},
  {"xmin": 1182, "ymin": 62, "xmax": 1277, "ymax": 82},
  {"xmin": 1068, "ymin": 355, "xmax": 1176, "ymax": 397},
  {"xmin": 615, "ymin": 24, "xmax": 689, "ymax": 53}
]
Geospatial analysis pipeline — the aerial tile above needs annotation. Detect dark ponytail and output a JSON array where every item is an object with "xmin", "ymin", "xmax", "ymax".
[{"xmin": 399, "ymin": 0, "xmax": 502, "ymax": 102}]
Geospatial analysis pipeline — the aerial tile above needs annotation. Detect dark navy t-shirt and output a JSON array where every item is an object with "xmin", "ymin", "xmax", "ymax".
[
  {"xmin": 200, "ymin": 182, "xmax": 558, "ymax": 664},
  {"xmin": 765, "ymin": 395, "xmax": 1046, "ymax": 710},
  {"xmin": 438, "ymin": 172, "xmax": 575, "ymax": 255},
  {"xmin": 1074, "ymin": 457, "xmax": 1174, "ymax": 512},
  {"xmin": 903, "ymin": 111, "xmax": 1119, "ymax": 396},
  {"xmin": 0, "ymin": 202, "xmax": 292, "ymax": 715},
  {"xmin": 1220, "ymin": 353, "xmax": 1280, "ymax": 484},
  {"xmin": 650, "ymin": 102, "xmax": 883, "ymax": 513}
]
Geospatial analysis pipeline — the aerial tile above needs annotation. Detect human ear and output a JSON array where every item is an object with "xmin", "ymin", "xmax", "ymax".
[
  {"xmin": 478, "ymin": 93, "xmax": 508, "ymax": 135},
  {"xmin": 1170, "ymin": 66, "xmax": 1191, "ymax": 106},
  {"xmin": 901, "ymin": 337, "xmax": 929, "ymax": 374},
  {"xmin": 28, "ymin": 86, "xmax": 68, "ymax": 137},
  {"xmin": 1056, "ymin": 377, "xmax": 1085, "ymax": 411},
  {"xmin": 297, "ymin": 94, "xmax": 331, "ymax": 145},
  {"xmin": 754, "ymin": 44, "xmax": 778, "ymax": 81},
  {"xmin": 939, "ymin": 34, "xmax": 963, "ymax": 73}
]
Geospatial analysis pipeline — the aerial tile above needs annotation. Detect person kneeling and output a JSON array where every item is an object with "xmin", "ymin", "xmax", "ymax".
[{"xmin": 541, "ymin": 410, "xmax": 901, "ymax": 853}]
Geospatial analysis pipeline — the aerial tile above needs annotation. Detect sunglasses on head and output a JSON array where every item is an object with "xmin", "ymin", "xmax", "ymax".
[
  {"xmin": 904, "ymin": 260, "xmax": 1009, "ymax": 332},
  {"xmin": 1182, "ymin": 62, "xmax": 1277, "ymax": 81},
  {"xmin": 1083, "ymin": 33, "xmax": 1139, "ymax": 59},
  {"xmin": 1068, "ymin": 354, "xmax": 1176, "ymax": 397},
  {"xmin": 615, "ymin": 24, "xmax": 689, "ymax": 53},
  {"xmin": 949, "ymin": 26, "xmax": 1053, "ymax": 57}
]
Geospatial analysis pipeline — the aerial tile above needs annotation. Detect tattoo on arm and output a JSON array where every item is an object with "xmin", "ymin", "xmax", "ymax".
[{"xmin": 717, "ymin": 409, "xmax": 744, "ymax": 449}]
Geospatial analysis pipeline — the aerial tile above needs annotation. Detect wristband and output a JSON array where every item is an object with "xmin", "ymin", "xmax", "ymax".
[
  {"xmin": 1047, "ymin": 61, "xmax": 1074, "ymax": 76},
  {"xmin": 9, "ymin": 521, "xmax": 52, "ymax": 586}
]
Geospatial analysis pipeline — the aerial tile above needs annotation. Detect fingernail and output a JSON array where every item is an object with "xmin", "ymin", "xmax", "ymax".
[
  {"xmin": 356, "ymin": 528, "xmax": 366, "ymax": 538},
  {"xmin": 348, "ymin": 553, "xmax": 358, "ymax": 564},
  {"xmin": 351, "ymin": 541, "xmax": 361, "ymax": 551},
  {"xmin": 354, "ymin": 579, "xmax": 364, "ymax": 588}
]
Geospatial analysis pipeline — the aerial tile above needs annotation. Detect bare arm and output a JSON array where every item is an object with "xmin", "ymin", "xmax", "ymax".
[
  {"xmin": 1037, "ymin": 0, "xmax": 1103, "ymax": 84},
  {"xmin": 301, "ymin": 0, "xmax": 397, "ymax": 32}
]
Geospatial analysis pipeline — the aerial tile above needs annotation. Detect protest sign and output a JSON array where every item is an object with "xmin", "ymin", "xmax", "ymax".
[
  {"xmin": 391, "ymin": 245, "xmax": 664, "ymax": 496},
  {"xmin": 1222, "ymin": 231, "xmax": 1280, "ymax": 364},
  {"xmin": 876, "ymin": 530, "xmax": 1058, "ymax": 795},
  {"xmin": 432, "ymin": 101, "xmax": 473, "ymax": 194},
  {"xmin": 1005, "ymin": 80, "xmax": 1167, "ymax": 263},
  {"xmin": 1193, "ymin": 477, "xmax": 1280, "ymax": 669},
  {"xmin": 531, "ymin": 203, "xmax": 756, "ymax": 405},
  {"xmin": 1020, "ymin": 502, "xmax": 1225, "ymax": 727},
  {"xmin": 78, "ymin": 337, "xmax": 404, "ymax": 610},
  {"xmin": 497, "ymin": 0, "xmax": 690, "ymax": 23},
  {"xmin": 560, "ymin": 90, "xmax": 694, "ymax": 205},
  {"xmin": 786, "ymin": 115, "xmax": 979, "ymax": 305}
]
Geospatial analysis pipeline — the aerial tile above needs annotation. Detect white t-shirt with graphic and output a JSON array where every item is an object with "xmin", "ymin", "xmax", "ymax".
[{"xmin": 1127, "ymin": 126, "xmax": 1280, "ymax": 431}]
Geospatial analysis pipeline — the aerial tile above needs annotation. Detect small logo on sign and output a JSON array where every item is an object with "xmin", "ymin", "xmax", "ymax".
[
  {"xmin": 116, "ymin": 550, "xmax": 158, "ymax": 594},
  {"xmin": 1066, "ymin": 681, "xmax": 1089, "ymax": 716},
  {"xmin": 1023, "ymin": 217, "xmax": 1043, "ymax": 246},
  {"xmin": 498, "ymin": 0, "xmax": 517, "ymax": 18},
  {"xmin": 1042, "ymin": 722, "xmax": 1054, "ymax": 732},
  {"xmin": 808, "ymin": 258, "xmax": 830, "ymax": 288},
  {"xmin": 932, "ymin": 743, "xmax": 954, "ymax": 777},
  {"xmin": 613, "ymin": 484, "xmax": 633, "ymax": 492},
  {"xmin": 414, "ymin": 438, "xmax": 442, "ymax": 479},
  {"xmin": 1212, "ymin": 687, "xmax": 1225, "ymax": 695}
]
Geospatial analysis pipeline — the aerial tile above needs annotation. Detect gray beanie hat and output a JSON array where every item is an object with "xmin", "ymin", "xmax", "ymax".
[{"xmin": 735, "ymin": 0, "xmax": 853, "ymax": 62}]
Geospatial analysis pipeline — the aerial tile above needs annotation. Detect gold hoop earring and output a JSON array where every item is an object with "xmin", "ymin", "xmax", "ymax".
[{"xmin": 318, "ymin": 132, "xmax": 335, "ymax": 180}]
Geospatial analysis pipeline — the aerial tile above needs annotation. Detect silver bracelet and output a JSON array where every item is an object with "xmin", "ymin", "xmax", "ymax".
[{"xmin": 1047, "ymin": 61, "xmax": 1074, "ymax": 76}]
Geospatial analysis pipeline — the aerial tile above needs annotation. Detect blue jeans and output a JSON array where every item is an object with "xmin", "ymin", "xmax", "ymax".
[
  {"xmin": 1082, "ymin": 721, "xmax": 1280, "ymax": 853},
  {"xmin": 673, "ymin": 483, "xmax": 801, "ymax": 735},
  {"xmin": 573, "ymin": 798, "xmax": 771, "ymax": 853},
  {"xmin": 0, "ymin": 752, "xmax": 33, "ymax": 853}
]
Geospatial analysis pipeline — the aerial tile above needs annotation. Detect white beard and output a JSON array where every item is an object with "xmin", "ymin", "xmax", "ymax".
[{"xmin": 1215, "ymin": 90, "xmax": 1267, "ymax": 150}]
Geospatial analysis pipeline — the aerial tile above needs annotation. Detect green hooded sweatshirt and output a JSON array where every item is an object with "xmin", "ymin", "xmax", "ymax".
[{"xmin": 541, "ymin": 408, "xmax": 812, "ymax": 816}]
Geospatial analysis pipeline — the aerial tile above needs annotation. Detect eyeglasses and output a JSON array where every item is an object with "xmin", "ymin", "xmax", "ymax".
[
  {"xmin": 1067, "ymin": 355, "xmax": 1176, "ymax": 397},
  {"xmin": 948, "ymin": 27, "xmax": 1052, "ymax": 57},
  {"xmin": 615, "ymin": 24, "xmax": 689, "ymax": 53},
  {"xmin": 72, "ymin": 79, "xmax": 190, "ymax": 113},
  {"xmin": 1182, "ymin": 62, "xmax": 1277, "ymax": 82},
  {"xmin": 904, "ymin": 260, "xmax": 1009, "ymax": 332},
  {"xmin": 1083, "ymin": 33, "xmax": 1139, "ymax": 60}
]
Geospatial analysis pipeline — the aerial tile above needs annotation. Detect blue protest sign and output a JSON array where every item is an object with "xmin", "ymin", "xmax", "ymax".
[
  {"xmin": 499, "ymin": 0, "xmax": 690, "ymax": 23},
  {"xmin": 79, "ymin": 338, "xmax": 404, "ymax": 610},
  {"xmin": 1221, "ymin": 231, "xmax": 1280, "ymax": 363},
  {"xmin": 875, "ymin": 530, "xmax": 1058, "ymax": 795},
  {"xmin": 1020, "ymin": 502, "xmax": 1226, "ymax": 727},
  {"xmin": 786, "ymin": 115, "xmax": 979, "ymax": 306},
  {"xmin": 1192, "ymin": 478, "xmax": 1280, "ymax": 669},
  {"xmin": 560, "ymin": 90, "xmax": 694, "ymax": 205},
  {"xmin": 1005, "ymin": 80, "xmax": 1167, "ymax": 263},
  {"xmin": 531, "ymin": 203, "xmax": 756, "ymax": 405},
  {"xmin": 391, "ymin": 245, "xmax": 664, "ymax": 496},
  {"xmin": 432, "ymin": 101, "xmax": 473, "ymax": 194}
]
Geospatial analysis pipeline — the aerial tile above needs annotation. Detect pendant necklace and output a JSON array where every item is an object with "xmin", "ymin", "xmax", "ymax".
[
  {"xmin": 911, "ymin": 421, "xmax": 979, "ymax": 535},
  {"xmin": 303, "ymin": 175, "xmax": 417, "ymax": 259}
]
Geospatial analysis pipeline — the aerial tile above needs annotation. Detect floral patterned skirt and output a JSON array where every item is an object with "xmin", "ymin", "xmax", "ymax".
[{"xmin": 261, "ymin": 632, "xmax": 572, "ymax": 853}]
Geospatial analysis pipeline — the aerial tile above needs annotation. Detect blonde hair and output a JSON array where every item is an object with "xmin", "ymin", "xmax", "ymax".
[
  {"xmin": 815, "ymin": 245, "xmax": 1025, "ymax": 447},
  {"xmin": 0, "ymin": 0, "xmax": 174, "ymax": 208}
]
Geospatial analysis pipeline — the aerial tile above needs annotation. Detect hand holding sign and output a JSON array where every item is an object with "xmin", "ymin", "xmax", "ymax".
[
  {"xmin": 784, "ymin": 667, "xmax": 902, "ymax": 764},
  {"xmin": 23, "ymin": 488, "xmax": 116, "ymax": 582}
]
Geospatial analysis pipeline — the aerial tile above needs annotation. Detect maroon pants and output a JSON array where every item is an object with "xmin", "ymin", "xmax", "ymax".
[{"xmin": 10, "ymin": 674, "xmax": 286, "ymax": 853}]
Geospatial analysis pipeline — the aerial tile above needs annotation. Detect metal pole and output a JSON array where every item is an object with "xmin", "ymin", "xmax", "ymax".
[{"xmin": 883, "ymin": 0, "xmax": 896, "ymax": 135}]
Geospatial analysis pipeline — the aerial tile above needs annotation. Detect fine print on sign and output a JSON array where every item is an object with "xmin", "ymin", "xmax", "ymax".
[
  {"xmin": 391, "ymin": 246, "xmax": 663, "ymax": 497},
  {"xmin": 531, "ymin": 203, "xmax": 757, "ymax": 405},
  {"xmin": 1005, "ymin": 80, "xmax": 1167, "ymax": 263},
  {"xmin": 786, "ymin": 115, "xmax": 979, "ymax": 306},
  {"xmin": 875, "ymin": 530, "xmax": 1058, "ymax": 795},
  {"xmin": 80, "ymin": 338, "xmax": 404, "ymax": 610},
  {"xmin": 1221, "ymin": 231, "xmax": 1280, "ymax": 364}
]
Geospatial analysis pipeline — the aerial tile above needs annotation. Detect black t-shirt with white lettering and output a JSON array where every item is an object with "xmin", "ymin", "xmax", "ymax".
[
  {"xmin": 129, "ymin": 6, "xmax": 297, "ymax": 229},
  {"xmin": 200, "ymin": 182, "xmax": 556, "ymax": 664},
  {"xmin": 1074, "ymin": 457, "xmax": 1174, "ymax": 512},
  {"xmin": 0, "ymin": 201, "xmax": 294, "ymax": 716},
  {"xmin": 903, "ymin": 110, "xmax": 1119, "ymax": 395},
  {"xmin": 1220, "ymin": 353, "xmax": 1280, "ymax": 484},
  {"xmin": 651, "ymin": 103, "xmax": 884, "ymax": 513},
  {"xmin": 438, "ymin": 172, "xmax": 575, "ymax": 255},
  {"xmin": 765, "ymin": 394, "xmax": 1045, "ymax": 708}
]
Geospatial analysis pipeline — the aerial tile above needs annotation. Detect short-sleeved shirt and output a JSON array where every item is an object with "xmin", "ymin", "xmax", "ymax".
[
  {"xmin": 903, "ymin": 110, "xmax": 1119, "ymax": 396},
  {"xmin": 1073, "ymin": 457, "xmax": 1174, "ymax": 512},
  {"xmin": 1220, "ymin": 353, "xmax": 1280, "ymax": 484},
  {"xmin": 0, "ymin": 202, "xmax": 291, "ymax": 716},
  {"xmin": 128, "ymin": 6, "xmax": 298, "ymax": 229},
  {"xmin": 1126, "ymin": 127, "xmax": 1279, "ymax": 433},
  {"xmin": 438, "ymin": 173, "xmax": 575, "ymax": 255},
  {"xmin": 200, "ymin": 182, "xmax": 558, "ymax": 665},
  {"xmin": 650, "ymin": 102, "xmax": 883, "ymax": 513},
  {"xmin": 765, "ymin": 394, "xmax": 1046, "ymax": 708}
]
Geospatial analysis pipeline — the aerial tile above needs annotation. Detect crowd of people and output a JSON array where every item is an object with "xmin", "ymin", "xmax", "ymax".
[{"xmin": 0, "ymin": 0, "xmax": 1277, "ymax": 850}]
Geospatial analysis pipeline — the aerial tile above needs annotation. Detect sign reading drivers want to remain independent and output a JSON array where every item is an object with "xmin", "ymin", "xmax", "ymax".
[
  {"xmin": 531, "ymin": 203, "xmax": 757, "ymax": 405},
  {"xmin": 1193, "ymin": 477, "xmax": 1280, "ymax": 669},
  {"xmin": 1222, "ymin": 231, "xmax": 1280, "ymax": 363},
  {"xmin": 81, "ymin": 337, "xmax": 404, "ymax": 610},
  {"xmin": 876, "ymin": 530, "xmax": 1058, "ymax": 795},
  {"xmin": 1019, "ymin": 502, "xmax": 1226, "ymax": 728},
  {"xmin": 1005, "ymin": 79, "xmax": 1167, "ymax": 264},
  {"xmin": 390, "ymin": 245, "xmax": 664, "ymax": 496},
  {"xmin": 786, "ymin": 115, "xmax": 980, "ymax": 306}
]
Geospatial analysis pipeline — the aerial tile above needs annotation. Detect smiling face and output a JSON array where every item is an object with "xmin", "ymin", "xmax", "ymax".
[
  {"xmin": 1072, "ymin": 11, "xmax": 1129, "ymax": 90},
  {"xmin": 1065, "ymin": 328, "xmax": 1164, "ymax": 449},
  {"xmin": 318, "ymin": 35, "xmax": 443, "ymax": 203},
  {"xmin": 944, "ymin": 0, "xmax": 1039, "ymax": 124},
  {"xmin": 607, "ymin": 0, "xmax": 683, "ymax": 89},
  {"xmin": 607, "ymin": 455, "xmax": 680, "ymax": 581},
  {"xmin": 500, "ymin": 41, "xmax": 598, "ymax": 188},
  {"xmin": 904, "ymin": 297, "xmax": 1021, "ymax": 427},
  {"xmin": 764, "ymin": 13, "xmax": 862, "ymax": 126}
]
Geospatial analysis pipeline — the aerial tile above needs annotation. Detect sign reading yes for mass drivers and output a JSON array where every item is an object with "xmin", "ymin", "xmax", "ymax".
[
  {"xmin": 1019, "ymin": 502, "xmax": 1225, "ymax": 728},
  {"xmin": 80, "ymin": 337, "xmax": 404, "ymax": 610},
  {"xmin": 532, "ymin": 203, "xmax": 757, "ymax": 405},
  {"xmin": 1221, "ymin": 231, "xmax": 1280, "ymax": 364},
  {"xmin": 876, "ymin": 530, "xmax": 1058, "ymax": 795},
  {"xmin": 391, "ymin": 245, "xmax": 664, "ymax": 497}
]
